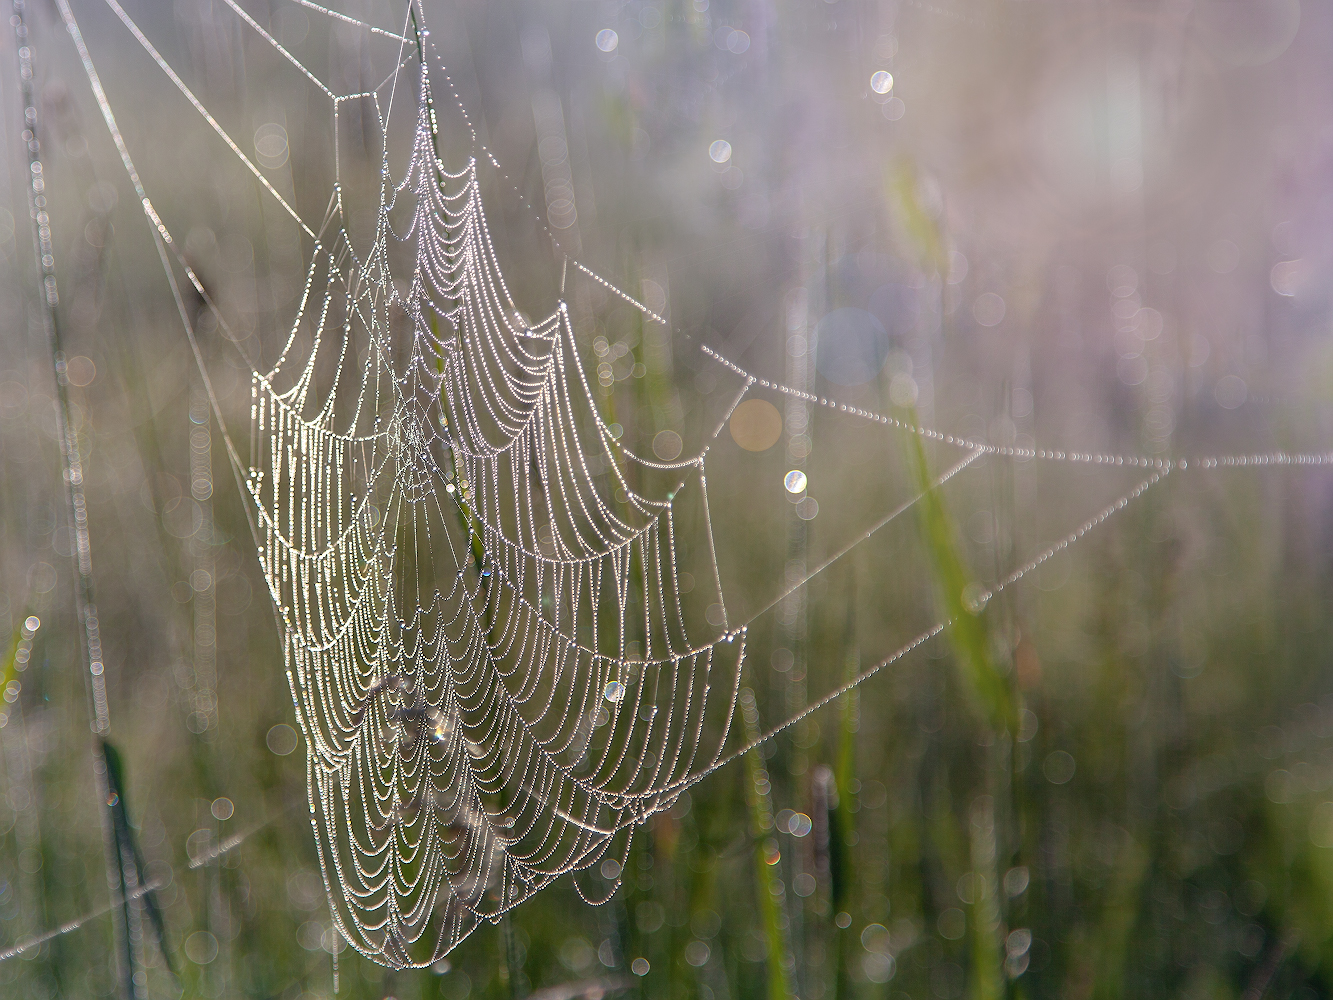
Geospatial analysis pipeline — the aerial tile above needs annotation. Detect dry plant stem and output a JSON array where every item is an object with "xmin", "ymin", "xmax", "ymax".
[{"xmin": 7, "ymin": 3, "xmax": 134, "ymax": 996}]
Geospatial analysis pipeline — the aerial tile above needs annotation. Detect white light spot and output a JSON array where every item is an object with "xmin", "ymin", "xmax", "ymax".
[
  {"xmin": 604, "ymin": 680, "xmax": 626, "ymax": 703},
  {"xmin": 889, "ymin": 372, "xmax": 918, "ymax": 407},
  {"xmin": 870, "ymin": 71, "xmax": 893, "ymax": 94},
  {"xmin": 596, "ymin": 29, "xmax": 619, "ymax": 52},
  {"xmin": 784, "ymin": 470, "xmax": 807, "ymax": 493},
  {"xmin": 709, "ymin": 139, "xmax": 732, "ymax": 163},
  {"xmin": 254, "ymin": 123, "xmax": 289, "ymax": 169}
]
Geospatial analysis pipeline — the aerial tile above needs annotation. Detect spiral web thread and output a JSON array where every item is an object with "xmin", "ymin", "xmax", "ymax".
[{"xmin": 51, "ymin": 0, "xmax": 1333, "ymax": 971}]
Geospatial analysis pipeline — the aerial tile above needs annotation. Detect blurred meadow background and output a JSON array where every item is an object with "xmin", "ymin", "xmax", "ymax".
[{"xmin": 3, "ymin": 0, "xmax": 1333, "ymax": 998}]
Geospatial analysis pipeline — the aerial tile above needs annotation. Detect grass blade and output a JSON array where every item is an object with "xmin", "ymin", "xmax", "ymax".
[
  {"xmin": 904, "ymin": 426, "xmax": 1014, "ymax": 735},
  {"xmin": 740, "ymin": 688, "xmax": 794, "ymax": 999}
]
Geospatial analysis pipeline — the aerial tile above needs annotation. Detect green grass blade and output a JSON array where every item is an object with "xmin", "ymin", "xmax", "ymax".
[
  {"xmin": 904, "ymin": 425, "xmax": 1014, "ymax": 735},
  {"xmin": 740, "ymin": 688, "xmax": 794, "ymax": 1000},
  {"xmin": 968, "ymin": 797, "xmax": 1004, "ymax": 1000}
]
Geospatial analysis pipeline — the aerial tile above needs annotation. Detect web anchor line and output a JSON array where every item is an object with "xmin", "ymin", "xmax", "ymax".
[
  {"xmin": 703, "ymin": 346, "xmax": 1333, "ymax": 471},
  {"xmin": 59, "ymin": 0, "xmax": 747, "ymax": 965},
  {"xmin": 7, "ymin": 4, "xmax": 166, "ymax": 998},
  {"xmin": 666, "ymin": 468, "xmax": 1170, "ymax": 795},
  {"xmin": 0, "ymin": 879, "xmax": 167, "ymax": 964}
]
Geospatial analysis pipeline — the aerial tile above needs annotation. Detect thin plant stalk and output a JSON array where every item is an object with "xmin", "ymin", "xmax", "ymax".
[
  {"xmin": 10, "ymin": 4, "xmax": 142, "ymax": 997},
  {"xmin": 740, "ymin": 687, "xmax": 794, "ymax": 1000},
  {"xmin": 904, "ymin": 424, "xmax": 1013, "ymax": 1000}
]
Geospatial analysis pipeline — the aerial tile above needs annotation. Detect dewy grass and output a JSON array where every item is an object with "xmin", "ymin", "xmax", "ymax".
[
  {"xmin": 905, "ymin": 421, "xmax": 1012, "ymax": 1000},
  {"xmin": 830, "ymin": 601, "xmax": 859, "ymax": 1000},
  {"xmin": 905, "ymin": 421, "xmax": 1015, "ymax": 736},
  {"xmin": 9, "ymin": 3, "xmax": 1333, "ymax": 998},
  {"xmin": 740, "ymin": 686, "xmax": 795, "ymax": 1000}
]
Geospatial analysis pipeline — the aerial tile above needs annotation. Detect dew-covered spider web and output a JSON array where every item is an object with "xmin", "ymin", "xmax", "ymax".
[{"xmin": 40, "ymin": 0, "xmax": 1333, "ymax": 973}]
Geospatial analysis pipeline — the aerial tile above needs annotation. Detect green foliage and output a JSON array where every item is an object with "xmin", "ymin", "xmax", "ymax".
[
  {"xmin": 904, "ymin": 424, "xmax": 1014, "ymax": 737},
  {"xmin": 2, "ymin": 4, "xmax": 1329, "ymax": 1000}
]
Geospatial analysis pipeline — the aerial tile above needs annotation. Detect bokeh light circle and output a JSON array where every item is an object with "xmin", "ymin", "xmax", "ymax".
[
  {"xmin": 652, "ymin": 429, "xmax": 683, "ymax": 461},
  {"xmin": 729, "ymin": 398, "xmax": 783, "ymax": 452},
  {"xmin": 253, "ymin": 123, "xmax": 289, "ymax": 169},
  {"xmin": 973, "ymin": 292, "xmax": 1006, "ymax": 327},
  {"xmin": 1214, "ymin": 375, "xmax": 1247, "ymax": 410},
  {"xmin": 266, "ymin": 723, "xmax": 298, "ymax": 755},
  {"xmin": 185, "ymin": 930, "xmax": 219, "ymax": 965},
  {"xmin": 65, "ymin": 355, "xmax": 96, "ymax": 386}
]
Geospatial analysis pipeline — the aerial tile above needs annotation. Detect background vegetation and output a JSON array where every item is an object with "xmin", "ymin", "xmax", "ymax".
[{"xmin": 1, "ymin": 1, "xmax": 1331, "ymax": 999}]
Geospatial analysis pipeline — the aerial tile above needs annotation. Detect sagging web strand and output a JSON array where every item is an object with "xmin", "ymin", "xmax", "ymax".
[
  {"xmin": 61, "ymin": 0, "xmax": 745, "ymax": 967},
  {"xmin": 51, "ymin": 0, "xmax": 1333, "ymax": 972},
  {"xmin": 250, "ymin": 73, "xmax": 745, "ymax": 967}
]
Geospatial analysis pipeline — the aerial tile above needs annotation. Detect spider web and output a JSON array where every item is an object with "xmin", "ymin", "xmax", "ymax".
[{"xmin": 46, "ymin": 0, "xmax": 1333, "ymax": 972}]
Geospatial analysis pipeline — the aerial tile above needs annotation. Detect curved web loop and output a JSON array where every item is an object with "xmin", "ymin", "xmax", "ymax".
[
  {"xmin": 44, "ymin": 0, "xmax": 753, "ymax": 966},
  {"xmin": 53, "ymin": 0, "xmax": 745, "ymax": 966},
  {"xmin": 55, "ymin": 0, "xmax": 1333, "ymax": 972},
  {"xmin": 227, "ymin": 6, "xmax": 749, "ymax": 967}
]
